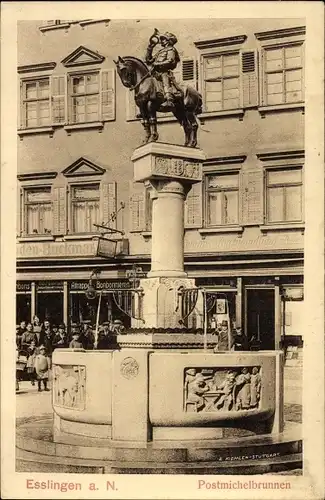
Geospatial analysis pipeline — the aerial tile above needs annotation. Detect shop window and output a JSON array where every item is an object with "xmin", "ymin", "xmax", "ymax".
[
  {"xmin": 205, "ymin": 172, "xmax": 239, "ymax": 226},
  {"xmin": 24, "ymin": 187, "xmax": 52, "ymax": 235},
  {"xmin": 71, "ymin": 183, "xmax": 100, "ymax": 233},
  {"xmin": 21, "ymin": 78, "xmax": 50, "ymax": 128},
  {"xmin": 266, "ymin": 168, "xmax": 303, "ymax": 223},
  {"xmin": 262, "ymin": 44, "xmax": 304, "ymax": 106}
]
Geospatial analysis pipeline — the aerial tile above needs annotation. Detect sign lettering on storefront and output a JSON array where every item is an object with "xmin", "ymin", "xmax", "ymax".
[
  {"xmin": 37, "ymin": 281, "xmax": 64, "ymax": 291},
  {"xmin": 70, "ymin": 280, "xmax": 130, "ymax": 291},
  {"xmin": 17, "ymin": 240, "xmax": 98, "ymax": 259},
  {"xmin": 16, "ymin": 282, "xmax": 31, "ymax": 292}
]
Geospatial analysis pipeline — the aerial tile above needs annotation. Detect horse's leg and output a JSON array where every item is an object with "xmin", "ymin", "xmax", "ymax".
[
  {"xmin": 187, "ymin": 110, "xmax": 198, "ymax": 148},
  {"xmin": 139, "ymin": 104, "xmax": 151, "ymax": 144},
  {"xmin": 148, "ymin": 101, "xmax": 158, "ymax": 142},
  {"xmin": 173, "ymin": 102, "xmax": 190, "ymax": 147}
]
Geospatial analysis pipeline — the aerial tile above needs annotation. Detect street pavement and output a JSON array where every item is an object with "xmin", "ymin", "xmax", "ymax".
[{"xmin": 16, "ymin": 365, "xmax": 302, "ymax": 421}]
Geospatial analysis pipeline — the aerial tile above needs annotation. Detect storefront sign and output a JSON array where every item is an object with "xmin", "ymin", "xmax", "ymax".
[
  {"xmin": 70, "ymin": 280, "xmax": 130, "ymax": 291},
  {"xmin": 17, "ymin": 240, "xmax": 98, "ymax": 259},
  {"xmin": 16, "ymin": 282, "xmax": 31, "ymax": 292},
  {"xmin": 95, "ymin": 238, "xmax": 117, "ymax": 258},
  {"xmin": 37, "ymin": 281, "xmax": 64, "ymax": 291},
  {"xmin": 282, "ymin": 287, "xmax": 304, "ymax": 300}
]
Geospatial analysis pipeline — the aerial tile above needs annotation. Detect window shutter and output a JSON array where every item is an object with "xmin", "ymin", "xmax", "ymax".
[
  {"xmin": 51, "ymin": 75, "xmax": 67, "ymax": 125},
  {"xmin": 181, "ymin": 58, "xmax": 198, "ymax": 90},
  {"xmin": 100, "ymin": 69, "xmax": 115, "ymax": 121},
  {"xmin": 129, "ymin": 181, "xmax": 146, "ymax": 232},
  {"xmin": 101, "ymin": 181, "xmax": 117, "ymax": 229},
  {"xmin": 241, "ymin": 49, "xmax": 259, "ymax": 108},
  {"xmin": 52, "ymin": 186, "xmax": 66, "ymax": 235},
  {"xmin": 17, "ymin": 186, "xmax": 23, "ymax": 237},
  {"xmin": 240, "ymin": 170, "xmax": 264, "ymax": 225},
  {"xmin": 19, "ymin": 80, "xmax": 24, "ymax": 129},
  {"xmin": 126, "ymin": 89, "xmax": 138, "ymax": 121},
  {"xmin": 184, "ymin": 181, "xmax": 202, "ymax": 228}
]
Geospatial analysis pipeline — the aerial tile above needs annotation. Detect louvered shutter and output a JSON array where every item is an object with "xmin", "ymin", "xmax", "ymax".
[
  {"xmin": 181, "ymin": 58, "xmax": 198, "ymax": 90},
  {"xmin": 184, "ymin": 181, "xmax": 202, "ymax": 228},
  {"xmin": 17, "ymin": 186, "xmax": 23, "ymax": 237},
  {"xmin": 100, "ymin": 69, "xmax": 115, "ymax": 121},
  {"xmin": 129, "ymin": 181, "xmax": 146, "ymax": 232},
  {"xmin": 241, "ymin": 49, "xmax": 259, "ymax": 108},
  {"xmin": 101, "ymin": 181, "xmax": 117, "ymax": 228},
  {"xmin": 51, "ymin": 75, "xmax": 67, "ymax": 125},
  {"xmin": 126, "ymin": 89, "xmax": 139, "ymax": 121},
  {"xmin": 52, "ymin": 186, "xmax": 66, "ymax": 235},
  {"xmin": 240, "ymin": 170, "xmax": 264, "ymax": 225}
]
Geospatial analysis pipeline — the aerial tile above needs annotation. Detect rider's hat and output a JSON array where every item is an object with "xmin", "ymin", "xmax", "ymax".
[{"xmin": 159, "ymin": 32, "xmax": 178, "ymax": 45}]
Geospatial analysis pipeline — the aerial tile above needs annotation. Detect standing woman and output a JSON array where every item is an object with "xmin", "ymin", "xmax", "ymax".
[{"xmin": 32, "ymin": 315, "xmax": 44, "ymax": 346}]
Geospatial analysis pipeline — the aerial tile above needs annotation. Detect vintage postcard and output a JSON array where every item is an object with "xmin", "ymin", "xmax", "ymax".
[{"xmin": 1, "ymin": 1, "xmax": 324, "ymax": 499}]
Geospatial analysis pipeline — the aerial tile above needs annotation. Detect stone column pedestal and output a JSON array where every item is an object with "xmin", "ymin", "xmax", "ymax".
[{"xmin": 131, "ymin": 142, "xmax": 206, "ymax": 328}]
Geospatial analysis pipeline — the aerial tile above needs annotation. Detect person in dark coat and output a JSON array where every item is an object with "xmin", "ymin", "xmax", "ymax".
[
  {"xmin": 52, "ymin": 324, "xmax": 68, "ymax": 349},
  {"xmin": 17, "ymin": 320, "xmax": 27, "ymax": 347},
  {"xmin": 32, "ymin": 315, "xmax": 44, "ymax": 346},
  {"xmin": 96, "ymin": 324, "xmax": 111, "ymax": 349},
  {"xmin": 21, "ymin": 323, "xmax": 37, "ymax": 351},
  {"xmin": 43, "ymin": 321, "xmax": 54, "ymax": 357}
]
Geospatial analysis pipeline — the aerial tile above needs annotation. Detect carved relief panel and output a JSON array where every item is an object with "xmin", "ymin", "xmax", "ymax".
[
  {"xmin": 184, "ymin": 366, "xmax": 262, "ymax": 413},
  {"xmin": 53, "ymin": 365, "xmax": 86, "ymax": 410}
]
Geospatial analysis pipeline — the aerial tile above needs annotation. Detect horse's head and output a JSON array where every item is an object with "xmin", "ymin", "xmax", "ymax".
[{"xmin": 113, "ymin": 56, "xmax": 136, "ymax": 88}]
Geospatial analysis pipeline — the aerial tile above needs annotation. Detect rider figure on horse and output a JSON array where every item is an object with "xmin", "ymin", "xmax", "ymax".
[{"xmin": 145, "ymin": 29, "xmax": 181, "ymax": 110}]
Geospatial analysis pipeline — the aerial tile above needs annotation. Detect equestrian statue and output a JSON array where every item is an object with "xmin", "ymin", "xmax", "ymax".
[{"xmin": 114, "ymin": 29, "xmax": 203, "ymax": 148}]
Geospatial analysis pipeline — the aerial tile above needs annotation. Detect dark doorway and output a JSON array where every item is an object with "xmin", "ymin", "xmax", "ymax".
[
  {"xmin": 16, "ymin": 294, "xmax": 31, "ymax": 324},
  {"xmin": 246, "ymin": 288, "xmax": 275, "ymax": 350},
  {"xmin": 37, "ymin": 293, "xmax": 63, "ymax": 324}
]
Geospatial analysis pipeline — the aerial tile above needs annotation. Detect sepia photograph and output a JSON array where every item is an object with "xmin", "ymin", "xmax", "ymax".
[{"xmin": 1, "ymin": 2, "xmax": 324, "ymax": 499}]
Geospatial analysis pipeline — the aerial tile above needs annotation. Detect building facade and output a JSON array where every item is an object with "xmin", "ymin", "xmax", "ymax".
[{"xmin": 17, "ymin": 18, "xmax": 305, "ymax": 349}]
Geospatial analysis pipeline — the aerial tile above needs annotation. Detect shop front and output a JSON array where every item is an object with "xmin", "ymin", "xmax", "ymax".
[{"xmin": 16, "ymin": 278, "xmax": 132, "ymax": 329}]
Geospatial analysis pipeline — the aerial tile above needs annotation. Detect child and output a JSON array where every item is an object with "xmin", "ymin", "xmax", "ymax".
[
  {"xmin": 34, "ymin": 345, "xmax": 51, "ymax": 392},
  {"xmin": 69, "ymin": 330, "xmax": 83, "ymax": 349}
]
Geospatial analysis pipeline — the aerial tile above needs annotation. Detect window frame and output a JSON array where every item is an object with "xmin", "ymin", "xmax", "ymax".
[
  {"xmin": 201, "ymin": 50, "xmax": 242, "ymax": 114},
  {"xmin": 265, "ymin": 166, "xmax": 304, "ymax": 225},
  {"xmin": 69, "ymin": 181, "xmax": 101, "ymax": 235},
  {"xmin": 20, "ymin": 76, "xmax": 51, "ymax": 129},
  {"xmin": 21, "ymin": 183, "xmax": 54, "ymax": 238},
  {"xmin": 255, "ymin": 26, "xmax": 305, "ymax": 113},
  {"xmin": 204, "ymin": 169, "xmax": 240, "ymax": 228},
  {"xmin": 195, "ymin": 35, "xmax": 246, "ymax": 119},
  {"xmin": 257, "ymin": 150, "xmax": 305, "ymax": 231},
  {"xmin": 261, "ymin": 42, "xmax": 304, "ymax": 107},
  {"xmin": 68, "ymin": 70, "xmax": 100, "ymax": 125}
]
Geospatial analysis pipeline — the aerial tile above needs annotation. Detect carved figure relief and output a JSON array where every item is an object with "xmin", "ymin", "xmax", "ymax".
[
  {"xmin": 154, "ymin": 156, "xmax": 201, "ymax": 179},
  {"xmin": 184, "ymin": 367, "xmax": 262, "ymax": 412},
  {"xmin": 53, "ymin": 365, "xmax": 86, "ymax": 410}
]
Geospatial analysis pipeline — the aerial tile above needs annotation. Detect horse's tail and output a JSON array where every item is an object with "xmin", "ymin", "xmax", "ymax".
[
  {"xmin": 184, "ymin": 86, "xmax": 211, "ymax": 133},
  {"xmin": 184, "ymin": 86, "xmax": 202, "ymax": 115}
]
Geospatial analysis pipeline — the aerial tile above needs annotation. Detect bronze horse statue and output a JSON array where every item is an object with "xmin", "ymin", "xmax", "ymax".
[{"xmin": 114, "ymin": 56, "xmax": 202, "ymax": 148}]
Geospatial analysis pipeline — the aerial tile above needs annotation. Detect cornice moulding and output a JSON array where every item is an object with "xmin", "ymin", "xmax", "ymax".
[
  {"xmin": 194, "ymin": 35, "xmax": 247, "ymax": 50},
  {"xmin": 256, "ymin": 150, "xmax": 305, "ymax": 162},
  {"xmin": 18, "ymin": 62, "xmax": 56, "ymax": 74},
  {"xmin": 255, "ymin": 26, "xmax": 306, "ymax": 41},
  {"xmin": 204, "ymin": 155, "xmax": 247, "ymax": 166},
  {"xmin": 17, "ymin": 172, "xmax": 58, "ymax": 181}
]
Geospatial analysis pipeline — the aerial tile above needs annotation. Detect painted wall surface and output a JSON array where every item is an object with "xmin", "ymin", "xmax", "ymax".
[{"xmin": 17, "ymin": 19, "xmax": 305, "ymax": 257}]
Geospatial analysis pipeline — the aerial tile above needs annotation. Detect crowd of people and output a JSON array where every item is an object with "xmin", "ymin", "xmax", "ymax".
[{"xmin": 16, "ymin": 315, "xmax": 126, "ymax": 391}]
